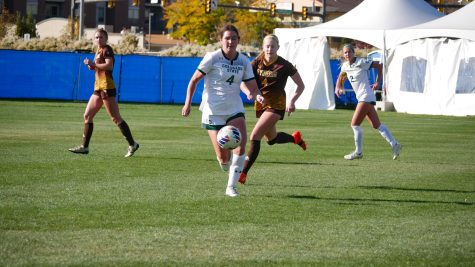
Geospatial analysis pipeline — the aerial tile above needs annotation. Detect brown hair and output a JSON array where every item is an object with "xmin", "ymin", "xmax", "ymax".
[
  {"xmin": 95, "ymin": 28, "xmax": 109, "ymax": 41},
  {"xmin": 218, "ymin": 24, "xmax": 240, "ymax": 40}
]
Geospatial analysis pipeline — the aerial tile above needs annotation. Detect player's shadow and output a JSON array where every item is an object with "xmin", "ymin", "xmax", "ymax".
[
  {"xmin": 201, "ymin": 158, "xmax": 329, "ymax": 166},
  {"xmin": 286, "ymin": 195, "xmax": 473, "ymax": 206},
  {"xmin": 357, "ymin": 185, "xmax": 475, "ymax": 194},
  {"xmin": 258, "ymin": 160, "xmax": 329, "ymax": 166}
]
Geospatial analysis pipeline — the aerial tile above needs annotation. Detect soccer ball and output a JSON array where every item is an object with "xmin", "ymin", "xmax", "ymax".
[{"xmin": 217, "ymin": 125, "xmax": 242, "ymax": 150}]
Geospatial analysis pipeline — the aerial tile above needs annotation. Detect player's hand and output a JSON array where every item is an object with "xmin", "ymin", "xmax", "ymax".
[
  {"xmin": 256, "ymin": 94, "xmax": 265, "ymax": 105},
  {"xmin": 84, "ymin": 58, "xmax": 95, "ymax": 69},
  {"xmin": 286, "ymin": 103, "xmax": 296, "ymax": 116},
  {"xmin": 335, "ymin": 85, "xmax": 343, "ymax": 97},
  {"xmin": 182, "ymin": 105, "xmax": 191, "ymax": 117},
  {"xmin": 371, "ymin": 81, "xmax": 380, "ymax": 90}
]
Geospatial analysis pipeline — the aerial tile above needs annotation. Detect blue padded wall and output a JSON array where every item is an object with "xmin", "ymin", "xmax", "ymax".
[{"xmin": 1, "ymin": 50, "xmax": 364, "ymax": 107}]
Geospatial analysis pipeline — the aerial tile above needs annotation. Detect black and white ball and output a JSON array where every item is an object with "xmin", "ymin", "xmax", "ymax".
[{"xmin": 217, "ymin": 125, "xmax": 242, "ymax": 150}]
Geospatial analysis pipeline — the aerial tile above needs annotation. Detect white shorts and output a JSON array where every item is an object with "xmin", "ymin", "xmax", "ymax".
[{"xmin": 201, "ymin": 112, "xmax": 245, "ymax": 130}]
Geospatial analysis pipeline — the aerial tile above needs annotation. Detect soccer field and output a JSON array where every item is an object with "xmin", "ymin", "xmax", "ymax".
[{"xmin": 0, "ymin": 100, "xmax": 474, "ymax": 266}]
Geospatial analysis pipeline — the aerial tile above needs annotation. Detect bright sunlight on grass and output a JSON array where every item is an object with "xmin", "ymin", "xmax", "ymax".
[{"xmin": 0, "ymin": 100, "xmax": 474, "ymax": 266}]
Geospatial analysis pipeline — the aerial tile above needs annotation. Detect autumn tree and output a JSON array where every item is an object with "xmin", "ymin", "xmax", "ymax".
[{"xmin": 164, "ymin": 0, "xmax": 281, "ymax": 46}]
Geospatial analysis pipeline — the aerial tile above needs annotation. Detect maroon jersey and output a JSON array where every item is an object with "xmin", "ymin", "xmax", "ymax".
[
  {"xmin": 94, "ymin": 45, "xmax": 115, "ymax": 90},
  {"xmin": 251, "ymin": 56, "xmax": 297, "ymax": 111}
]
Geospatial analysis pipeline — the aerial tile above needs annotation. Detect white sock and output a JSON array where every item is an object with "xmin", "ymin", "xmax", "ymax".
[
  {"xmin": 378, "ymin": 124, "xmax": 396, "ymax": 147},
  {"xmin": 352, "ymin": 125, "xmax": 363, "ymax": 154},
  {"xmin": 227, "ymin": 153, "xmax": 245, "ymax": 188}
]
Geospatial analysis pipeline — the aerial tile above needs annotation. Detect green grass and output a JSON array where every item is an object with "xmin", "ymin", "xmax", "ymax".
[{"xmin": 0, "ymin": 100, "xmax": 474, "ymax": 266}]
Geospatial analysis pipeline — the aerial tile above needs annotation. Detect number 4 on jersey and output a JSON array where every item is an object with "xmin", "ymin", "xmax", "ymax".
[{"xmin": 226, "ymin": 75, "xmax": 234, "ymax": 85}]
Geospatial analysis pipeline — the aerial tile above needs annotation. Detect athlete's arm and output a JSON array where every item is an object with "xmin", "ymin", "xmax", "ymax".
[
  {"xmin": 371, "ymin": 61, "xmax": 382, "ymax": 90},
  {"xmin": 335, "ymin": 72, "xmax": 347, "ymax": 97},
  {"xmin": 286, "ymin": 72, "xmax": 305, "ymax": 115},
  {"xmin": 182, "ymin": 70, "xmax": 204, "ymax": 117},
  {"xmin": 94, "ymin": 57, "xmax": 113, "ymax": 71},
  {"xmin": 242, "ymin": 79, "xmax": 264, "ymax": 104}
]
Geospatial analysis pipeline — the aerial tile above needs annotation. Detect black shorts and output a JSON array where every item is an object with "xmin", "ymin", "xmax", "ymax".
[
  {"xmin": 93, "ymin": 89, "xmax": 117, "ymax": 99},
  {"xmin": 256, "ymin": 108, "xmax": 285, "ymax": 120}
]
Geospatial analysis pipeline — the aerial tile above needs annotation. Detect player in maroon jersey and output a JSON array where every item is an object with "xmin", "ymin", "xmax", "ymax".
[
  {"xmin": 239, "ymin": 34, "xmax": 306, "ymax": 184},
  {"xmin": 69, "ymin": 28, "xmax": 139, "ymax": 157}
]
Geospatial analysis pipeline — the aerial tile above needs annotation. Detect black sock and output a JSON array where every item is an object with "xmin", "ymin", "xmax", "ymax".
[
  {"xmin": 267, "ymin": 132, "xmax": 294, "ymax": 145},
  {"xmin": 118, "ymin": 121, "xmax": 135, "ymax": 146},
  {"xmin": 243, "ymin": 140, "xmax": 261, "ymax": 175},
  {"xmin": 83, "ymin": 122, "xmax": 93, "ymax": 147}
]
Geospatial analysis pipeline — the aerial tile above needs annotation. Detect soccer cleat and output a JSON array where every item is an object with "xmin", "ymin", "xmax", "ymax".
[
  {"xmin": 392, "ymin": 142, "xmax": 402, "ymax": 160},
  {"xmin": 344, "ymin": 151, "xmax": 363, "ymax": 160},
  {"xmin": 125, "ymin": 142, "xmax": 140, "ymax": 158},
  {"xmin": 292, "ymin": 131, "xmax": 307, "ymax": 151},
  {"xmin": 238, "ymin": 172, "xmax": 247, "ymax": 184},
  {"xmin": 225, "ymin": 186, "xmax": 240, "ymax": 197},
  {"xmin": 68, "ymin": 145, "xmax": 89, "ymax": 154}
]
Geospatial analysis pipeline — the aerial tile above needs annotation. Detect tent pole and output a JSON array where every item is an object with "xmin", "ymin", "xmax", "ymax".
[{"xmin": 382, "ymin": 30, "xmax": 387, "ymax": 101}]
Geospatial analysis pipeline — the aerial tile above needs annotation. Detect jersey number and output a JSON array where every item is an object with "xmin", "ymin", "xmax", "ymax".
[
  {"xmin": 226, "ymin": 75, "xmax": 234, "ymax": 85},
  {"xmin": 348, "ymin": 75, "xmax": 356, "ymax": 82}
]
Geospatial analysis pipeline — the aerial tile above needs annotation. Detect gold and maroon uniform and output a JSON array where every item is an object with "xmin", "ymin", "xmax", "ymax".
[
  {"xmin": 251, "ymin": 56, "xmax": 297, "ymax": 113},
  {"xmin": 94, "ymin": 45, "xmax": 115, "ymax": 91}
]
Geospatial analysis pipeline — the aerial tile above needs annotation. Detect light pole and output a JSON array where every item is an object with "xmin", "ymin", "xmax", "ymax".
[
  {"xmin": 79, "ymin": 0, "xmax": 84, "ymax": 40},
  {"xmin": 148, "ymin": 12, "xmax": 154, "ymax": 51}
]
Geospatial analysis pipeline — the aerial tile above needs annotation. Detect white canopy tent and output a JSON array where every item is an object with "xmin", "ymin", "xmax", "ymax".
[
  {"xmin": 386, "ymin": 2, "xmax": 475, "ymax": 47},
  {"xmin": 274, "ymin": 0, "xmax": 442, "ymax": 110},
  {"xmin": 385, "ymin": 3, "xmax": 475, "ymax": 116}
]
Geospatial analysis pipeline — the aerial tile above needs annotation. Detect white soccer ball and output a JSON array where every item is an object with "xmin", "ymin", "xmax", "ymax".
[{"xmin": 217, "ymin": 125, "xmax": 242, "ymax": 150}]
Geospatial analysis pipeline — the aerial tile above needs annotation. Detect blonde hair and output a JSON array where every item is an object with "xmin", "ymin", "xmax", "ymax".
[
  {"xmin": 343, "ymin": 43, "xmax": 354, "ymax": 53},
  {"xmin": 263, "ymin": 34, "xmax": 279, "ymax": 46},
  {"xmin": 256, "ymin": 34, "xmax": 280, "ymax": 62}
]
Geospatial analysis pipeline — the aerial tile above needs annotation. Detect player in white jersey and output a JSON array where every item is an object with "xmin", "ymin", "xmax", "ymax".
[
  {"xmin": 335, "ymin": 44, "xmax": 402, "ymax": 160},
  {"xmin": 182, "ymin": 25, "xmax": 264, "ymax": 197}
]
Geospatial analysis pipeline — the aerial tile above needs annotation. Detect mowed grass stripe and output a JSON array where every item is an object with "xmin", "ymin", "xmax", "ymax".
[{"xmin": 0, "ymin": 100, "xmax": 474, "ymax": 266}]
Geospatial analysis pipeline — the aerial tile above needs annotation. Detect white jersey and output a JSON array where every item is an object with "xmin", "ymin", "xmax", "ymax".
[
  {"xmin": 198, "ymin": 49, "xmax": 255, "ymax": 115},
  {"xmin": 341, "ymin": 57, "xmax": 376, "ymax": 103}
]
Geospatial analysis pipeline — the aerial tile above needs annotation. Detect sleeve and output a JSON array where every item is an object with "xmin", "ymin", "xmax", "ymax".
[
  {"xmin": 358, "ymin": 58, "xmax": 373, "ymax": 70},
  {"xmin": 197, "ymin": 52, "xmax": 213, "ymax": 75},
  {"xmin": 251, "ymin": 59, "xmax": 258, "ymax": 78},
  {"xmin": 242, "ymin": 56, "xmax": 255, "ymax": 82},
  {"xmin": 283, "ymin": 58, "xmax": 298, "ymax": 77},
  {"xmin": 103, "ymin": 46, "xmax": 114, "ymax": 59}
]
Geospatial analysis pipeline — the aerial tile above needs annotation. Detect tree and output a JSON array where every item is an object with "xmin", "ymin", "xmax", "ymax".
[
  {"xmin": 164, "ymin": 0, "xmax": 282, "ymax": 46},
  {"xmin": 15, "ymin": 11, "xmax": 36, "ymax": 38},
  {"xmin": 165, "ymin": 0, "xmax": 223, "ymax": 45},
  {"xmin": 234, "ymin": 9, "xmax": 280, "ymax": 47},
  {"xmin": 0, "ymin": 8, "xmax": 15, "ymax": 39}
]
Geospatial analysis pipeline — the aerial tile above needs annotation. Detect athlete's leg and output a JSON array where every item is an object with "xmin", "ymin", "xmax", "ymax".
[
  {"xmin": 367, "ymin": 106, "xmax": 401, "ymax": 158},
  {"xmin": 81, "ymin": 93, "xmax": 103, "ymax": 147},
  {"xmin": 243, "ymin": 111, "xmax": 280, "ymax": 176},
  {"xmin": 366, "ymin": 107, "xmax": 397, "ymax": 147},
  {"xmin": 349, "ymin": 102, "xmax": 372, "ymax": 154},
  {"xmin": 208, "ymin": 129, "xmax": 231, "ymax": 167},
  {"xmin": 226, "ymin": 117, "xmax": 247, "ymax": 189},
  {"xmin": 103, "ymin": 96, "xmax": 136, "ymax": 146}
]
